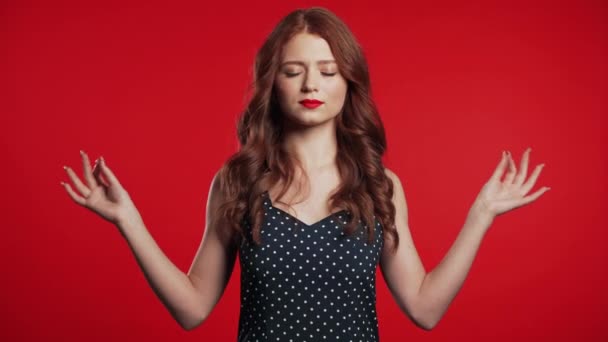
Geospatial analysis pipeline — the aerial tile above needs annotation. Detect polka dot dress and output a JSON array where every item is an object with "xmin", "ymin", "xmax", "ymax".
[{"xmin": 237, "ymin": 191, "xmax": 384, "ymax": 341}]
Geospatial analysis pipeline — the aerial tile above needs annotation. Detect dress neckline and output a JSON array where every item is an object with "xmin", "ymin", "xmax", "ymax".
[{"xmin": 263, "ymin": 190, "xmax": 347, "ymax": 228}]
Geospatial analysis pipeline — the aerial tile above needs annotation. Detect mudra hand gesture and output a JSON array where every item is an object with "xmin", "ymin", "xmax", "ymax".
[
  {"xmin": 471, "ymin": 148, "xmax": 550, "ymax": 225},
  {"xmin": 60, "ymin": 151, "xmax": 143, "ymax": 228}
]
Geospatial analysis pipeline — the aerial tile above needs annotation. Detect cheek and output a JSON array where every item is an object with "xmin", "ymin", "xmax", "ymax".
[{"xmin": 328, "ymin": 80, "xmax": 348, "ymax": 103}]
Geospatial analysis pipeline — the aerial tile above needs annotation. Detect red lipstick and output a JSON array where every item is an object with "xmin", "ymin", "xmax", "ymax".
[{"xmin": 299, "ymin": 99, "xmax": 324, "ymax": 109}]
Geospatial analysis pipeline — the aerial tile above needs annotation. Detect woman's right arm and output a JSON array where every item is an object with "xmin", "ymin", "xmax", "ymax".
[
  {"xmin": 62, "ymin": 152, "xmax": 238, "ymax": 331},
  {"xmin": 118, "ymin": 170, "xmax": 238, "ymax": 330}
]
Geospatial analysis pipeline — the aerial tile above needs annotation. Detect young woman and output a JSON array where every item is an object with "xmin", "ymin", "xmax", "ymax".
[{"xmin": 60, "ymin": 7, "xmax": 549, "ymax": 341}]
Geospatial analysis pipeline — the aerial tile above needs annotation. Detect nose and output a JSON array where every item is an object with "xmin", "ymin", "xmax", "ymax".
[{"xmin": 301, "ymin": 71, "xmax": 319, "ymax": 93}]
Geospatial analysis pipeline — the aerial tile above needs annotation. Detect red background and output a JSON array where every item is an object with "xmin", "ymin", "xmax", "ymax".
[{"xmin": 1, "ymin": 0, "xmax": 606, "ymax": 341}]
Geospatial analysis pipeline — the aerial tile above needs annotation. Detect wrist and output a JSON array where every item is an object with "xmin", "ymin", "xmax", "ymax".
[
  {"xmin": 116, "ymin": 215, "xmax": 145, "ymax": 236},
  {"xmin": 467, "ymin": 202, "xmax": 495, "ymax": 230}
]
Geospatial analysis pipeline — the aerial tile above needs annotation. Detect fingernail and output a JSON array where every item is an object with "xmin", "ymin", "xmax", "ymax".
[
  {"xmin": 63, "ymin": 165, "xmax": 68, "ymax": 170},
  {"xmin": 80, "ymin": 150, "xmax": 85, "ymax": 155}
]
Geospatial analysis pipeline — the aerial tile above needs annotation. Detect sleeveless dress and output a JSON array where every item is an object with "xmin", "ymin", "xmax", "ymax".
[{"xmin": 237, "ymin": 191, "xmax": 384, "ymax": 341}]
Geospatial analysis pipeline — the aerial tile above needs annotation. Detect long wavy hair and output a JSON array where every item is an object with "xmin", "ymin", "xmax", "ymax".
[{"xmin": 216, "ymin": 7, "xmax": 399, "ymax": 254}]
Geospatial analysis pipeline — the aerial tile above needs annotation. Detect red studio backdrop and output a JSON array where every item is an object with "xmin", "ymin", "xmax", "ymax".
[{"xmin": 1, "ymin": 0, "xmax": 606, "ymax": 341}]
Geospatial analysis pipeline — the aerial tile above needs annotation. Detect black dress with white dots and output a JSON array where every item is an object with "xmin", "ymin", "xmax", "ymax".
[{"xmin": 237, "ymin": 191, "xmax": 384, "ymax": 341}]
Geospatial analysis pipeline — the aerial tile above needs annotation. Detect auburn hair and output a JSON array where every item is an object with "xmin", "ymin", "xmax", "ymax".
[{"xmin": 216, "ymin": 7, "xmax": 399, "ymax": 254}]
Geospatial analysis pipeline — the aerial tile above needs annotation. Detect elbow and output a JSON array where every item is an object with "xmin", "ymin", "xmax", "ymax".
[
  {"xmin": 419, "ymin": 319, "xmax": 438, "ymax": 331},
  {"xmin": 414, "ymin": 314, "xmax": 438, "ymax": 331},
  {"xmin": 179, "ymin": 320, "xmax": 197, "ymax": 332},
  {"xmin": 179, "ymin": 314, "xmax": 204, "ymax": 331},
  {"xmin": 181, "ymin": 323, "xmax": 198, "ymax": 332},
  {"xmin": 413, "ymin": 305, "xmax": 441, "ymax": 331},
  {"xmin": 180, "ymin": 323, "xmax": 194, "ymax": 332},
  {"xmin": 399, "ymin": 298, "xmax": 439, "ymax": 331},
  {"xmin": 175, "ymin": 306, "xmax": 207, "ymax": 331},
  {"xmin": 177, "ymin": 290, "xmax": 211, "ymax": 331}
]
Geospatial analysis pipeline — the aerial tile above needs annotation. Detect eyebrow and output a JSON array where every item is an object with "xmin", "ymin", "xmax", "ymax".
[{"xmin": 281, "ymin": 60, "xmax": 337, "ymax": 67}]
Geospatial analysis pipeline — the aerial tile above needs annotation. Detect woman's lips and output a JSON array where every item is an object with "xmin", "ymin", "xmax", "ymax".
[{"xmin": 299, "ymin": 99, "xmax": 324, "ymax": 109}]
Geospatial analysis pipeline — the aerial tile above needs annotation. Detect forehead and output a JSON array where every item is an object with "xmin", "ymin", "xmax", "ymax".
[{"xmin": 280, "ymin": 32, "xmax": 336, "ymax": 63}]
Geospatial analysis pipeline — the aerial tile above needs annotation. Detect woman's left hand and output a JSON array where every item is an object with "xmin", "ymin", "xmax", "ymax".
[{"xmin": 470, "ymin": 148, "xmax": 550, "ymax": 223}]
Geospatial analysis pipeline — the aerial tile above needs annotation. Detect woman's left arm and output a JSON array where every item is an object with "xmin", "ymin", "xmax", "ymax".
[{"xmin": 381, "ymin": 148, "xmax": 550, "ymax": 330}]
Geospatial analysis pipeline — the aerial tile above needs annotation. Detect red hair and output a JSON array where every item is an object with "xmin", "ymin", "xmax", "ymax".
[{"xmin": 217, "ymin": 7, "xmax": 399, "ymax": 254}]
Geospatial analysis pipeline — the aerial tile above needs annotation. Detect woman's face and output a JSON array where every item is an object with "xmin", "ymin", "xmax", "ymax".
[{"xmin": 274, "ymin": 32, "xmax": 348, "ymax": 127}]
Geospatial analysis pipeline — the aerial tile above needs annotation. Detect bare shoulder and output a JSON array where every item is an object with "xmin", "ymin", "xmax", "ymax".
[
  {"xmin": 381, "ymin": 166, "xmax": 410, "ymax": 245},
  {"xmin": 384, "ymin": 167, "xmax": 397, "ymax": 181},
  {"xmin": 384, "ymin": 167, "xmax": 405, "ymax": 197},
  {"xmin": 206, "ymin": 168, "xmax": 237, "ymax": 246},
  {"xmin": 207, "ymin": 169, "xmax": 224, "ymax": 209}
]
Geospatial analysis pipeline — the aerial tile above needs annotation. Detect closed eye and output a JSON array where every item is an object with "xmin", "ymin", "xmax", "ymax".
[{"xmin": 284, "ymin": 72, "xmax": 337, "ymax": 78}]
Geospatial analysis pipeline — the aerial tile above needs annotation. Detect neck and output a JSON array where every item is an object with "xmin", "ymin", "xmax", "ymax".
[{"xmin": 282, "ymin": 120, "xmax": 338, "ymax": 173}]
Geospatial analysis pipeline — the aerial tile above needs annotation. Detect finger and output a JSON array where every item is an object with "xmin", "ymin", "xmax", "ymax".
[
  {"xmin": 81, "ymin": 150, "xmax": 99, "ymax": 189},
  {"xmin": 92, "ymin": 160, "xmax": 110, "ymax": 187},
  {"xmin": 63, "ymin": 165, "xmax": 91, "ymax": 197},
  {"xmin": 514, "ymin": 147, "xmax": 531, "ymax": 186},
  {"xmin": 519, "ymin": 186, "xmax": 551, "ymax": 206},
  {"xmin": 503, "ymin": 151, "xmax": 517, "ymax": 184},
  {"xmin": 490, "ymin": 151, "xmax": 509, "ymax": 182},
  {"xmin": 521, "ymin": 163, "xmax": 546, "ymax": 194},
  {"xmin": 61, "ymin": 181, "xmax": 87, "ymax": 206},
  {"xmin": 99, "ymin": 157, "xmax": 122, "ymax": 188}
]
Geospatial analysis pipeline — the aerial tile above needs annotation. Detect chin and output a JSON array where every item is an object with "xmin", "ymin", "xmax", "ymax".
[
  {"xmin": 300, "ymin": 116, "xmax": 337, "ymax": 127},
  {"xmin": 280, "ymin": 103, "xmax": 341, "ymax": 124}
]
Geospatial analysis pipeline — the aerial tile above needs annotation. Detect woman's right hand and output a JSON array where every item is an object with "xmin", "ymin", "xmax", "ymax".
[{"xmin": 61, "ymin": 150, "xmax": 143, "ymax": 229}]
